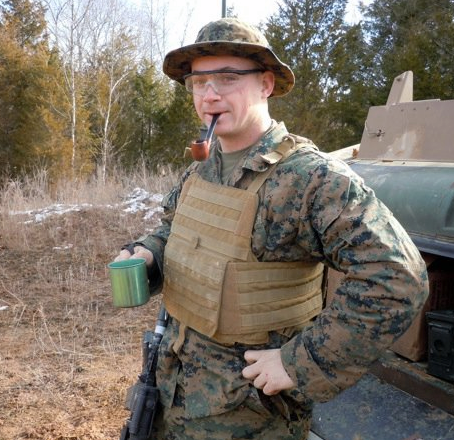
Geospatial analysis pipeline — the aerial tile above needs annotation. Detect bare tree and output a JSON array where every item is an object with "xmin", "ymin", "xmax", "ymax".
[
  {"xmin": 43, "ymin": 0, "xmax": 204, "ymax": 179},
  {"xmin": 132, "ymin": 0, "xmax": 195, "ymax": 65},
  {"xmin": 85, "ymin": 0, "xmax": 138, "ymax": 182},
  {"xmin": 45, "ymin": 0, "xmax": 139, "ymax": 180},
  {"xmin": 45, "ymin": 0, "xmax": 94, "ymax": 175}
]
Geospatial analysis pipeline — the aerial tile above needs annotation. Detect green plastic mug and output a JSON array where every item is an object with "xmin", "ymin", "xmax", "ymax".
[{"xmin": 108, "ymin": 258, "xmax": 150, "ymax": 307}]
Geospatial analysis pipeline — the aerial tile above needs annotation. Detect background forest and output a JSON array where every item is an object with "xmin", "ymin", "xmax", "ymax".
[{"xmin": 1, "ymin": 0, "xmax": 454, "ymax": 182}]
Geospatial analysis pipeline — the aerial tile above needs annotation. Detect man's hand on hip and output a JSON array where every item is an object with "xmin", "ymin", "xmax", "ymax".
[{"xmin": 242, "ymin": 349, "xmax": 295, "ymax": 395}]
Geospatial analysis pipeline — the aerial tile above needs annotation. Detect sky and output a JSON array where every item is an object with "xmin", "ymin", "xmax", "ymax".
[{"xmin": 133, "ymin": 0, "xmax": 369, "ymax": 55}]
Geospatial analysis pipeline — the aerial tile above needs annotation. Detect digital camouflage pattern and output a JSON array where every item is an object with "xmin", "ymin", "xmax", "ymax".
[
  {"xmin": 163, "ymin": 18, "xmax": 295, "ymax": 97},
  {"xmin": 137, "ymin": 121, "xmax": 429, "ymax": 439}
]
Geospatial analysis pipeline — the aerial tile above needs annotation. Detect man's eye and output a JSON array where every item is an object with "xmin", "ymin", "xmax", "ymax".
[
  {"xmin": 192, "ymin": 77, "xmax": 207, "ymax": 87},
  {"xmin": 217, "ymin": 73, "xmax": 239, "ymax": 84}
]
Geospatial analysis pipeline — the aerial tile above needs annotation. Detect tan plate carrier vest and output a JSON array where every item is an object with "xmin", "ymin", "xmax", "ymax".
[{"xmin": 162, "ymin": 136, "xmax": 324, "ymax": 345}]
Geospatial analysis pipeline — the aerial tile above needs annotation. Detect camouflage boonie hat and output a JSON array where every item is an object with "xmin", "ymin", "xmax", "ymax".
[{"xmin": 163, "ymin": 18, "xmax": 295, "ymax": 97}]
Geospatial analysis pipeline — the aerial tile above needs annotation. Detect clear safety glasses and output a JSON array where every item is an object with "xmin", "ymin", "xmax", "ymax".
[{"xmin": 183, "ymin": 69, "xmax": 264, "ymax": 96}]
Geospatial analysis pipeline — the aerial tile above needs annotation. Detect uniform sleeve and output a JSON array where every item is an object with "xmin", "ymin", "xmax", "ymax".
[
  {"xmin": 136, "ymin": 175, "xmax": 186, "ymax": 294},
  {"xmin": 280, "ymin": 160, "xmax": 429, "ymax": 403}
]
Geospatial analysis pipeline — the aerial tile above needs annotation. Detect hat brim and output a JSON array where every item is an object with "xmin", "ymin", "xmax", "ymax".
[{"xmin": 163, "ymin": 41, "xmax": 295, "ymax": 97}]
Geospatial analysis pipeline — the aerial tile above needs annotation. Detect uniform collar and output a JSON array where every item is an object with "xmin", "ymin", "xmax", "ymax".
[
  {"xmin": 240, "ymin": 120, "xmax": 290, "ymax": 172},
  {"xmin": 198, "ymin": 120, "xmax": 290, "ymax": 185}
]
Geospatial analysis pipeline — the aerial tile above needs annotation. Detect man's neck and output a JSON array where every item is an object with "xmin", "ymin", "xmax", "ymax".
[{"xmin": 218, "ymin": 116, "xmax": 273, "ymax": 153}]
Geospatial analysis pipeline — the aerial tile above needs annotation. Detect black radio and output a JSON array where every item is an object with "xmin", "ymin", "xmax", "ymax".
[{"xmin": 426, "ymin": 310, "xmax": 454, "ymax": 383}]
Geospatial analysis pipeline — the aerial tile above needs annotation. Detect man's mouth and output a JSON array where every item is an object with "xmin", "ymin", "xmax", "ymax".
[{"xmin": 208, "ymin": 112, "xmax": 221, "ymax": 120}]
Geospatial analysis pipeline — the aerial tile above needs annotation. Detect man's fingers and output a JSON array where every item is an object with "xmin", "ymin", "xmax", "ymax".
[
  {"xmin": 242, "ymin": 350, "xmax": 273, "ymax": 385},
  {"xmin": 113, "ymin": 247, "xmax": 154, "ymax": 266},
  {"xmin": 244, "ymin": 349, "xmax": 263, "ymax": 364},
  {"xmin": 114, "ymin": 249, "xmax": 132, "ymax": 262},
  {"xmin": 242, "ymin": 362, "xmax": 259, "ymax": 380},
  {"xmin": 133, "ymin": 247, "xmax": 154, "ymax": 265},
  {"xmin": 253, "ymin": 372, "xmax": 268, "ymax": 390},
  {"xmin": 262, "ymin": 381, "xmax": 280, "ymax": 396},
  {"xmin": 242, "ymin": 349, "xmax": 295, "ymax": 395}
]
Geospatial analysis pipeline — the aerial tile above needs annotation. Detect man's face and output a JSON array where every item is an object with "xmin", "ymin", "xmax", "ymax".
[{"xmin": 190, "ymin": 55, "xmax": 274, "ymax": 144}]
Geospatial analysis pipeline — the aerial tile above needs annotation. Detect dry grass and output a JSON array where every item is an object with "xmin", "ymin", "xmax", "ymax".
[{"xmin": 0, "ymin": 166, "xmax": 178, "ymax": 439}]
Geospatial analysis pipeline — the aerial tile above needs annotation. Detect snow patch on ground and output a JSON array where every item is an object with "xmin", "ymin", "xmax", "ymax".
[{"xmin": 10, "ymin": 188, "xmax": 164, "ymax": 224}]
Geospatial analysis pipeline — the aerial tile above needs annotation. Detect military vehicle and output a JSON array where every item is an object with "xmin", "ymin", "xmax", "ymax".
[{"xmin": 310, "ymin": 71, "xmax": 454, "ymax": 440}]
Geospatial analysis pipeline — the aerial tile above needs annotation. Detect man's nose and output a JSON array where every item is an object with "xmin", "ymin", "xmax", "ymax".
[{"xmin": 202, "ymin": 82, "xmax": 221, "ymax": 100}]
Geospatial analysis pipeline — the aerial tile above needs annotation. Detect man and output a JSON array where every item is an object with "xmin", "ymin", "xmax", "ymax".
[{"xmin": 116, "ymin": 18, "xmax": 429, "ymax": 439}]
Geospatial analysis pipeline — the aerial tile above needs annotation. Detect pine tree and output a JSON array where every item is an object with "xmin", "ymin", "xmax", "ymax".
[
  {"xmin": 115, "ymin": 60, "xmax": 168, "ymax": 170},
  {"xmin": 363, "ymin": 0, "xmax": 454, "ymax": 102},
  {"xmin": 0, "ymin": 0, "xmax": 72, "ymax": 178},
  {"xmin": 1, "ymin": 0, "xmax": 47, "ymax": 48},
  {"xmin": 150, "ymin": 83, "xmax": 200, "ymax": 170},
  {"xmin": 264, "ymin": 0, "xmax": 350, "ymax": 150},
  {"xmin": 323, "ymin": 23, "xmax": 372, "ymax": 149}
]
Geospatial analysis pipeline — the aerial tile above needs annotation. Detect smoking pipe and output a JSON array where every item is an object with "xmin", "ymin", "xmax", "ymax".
[{"xmin": 189, "ymin": 114, "xmax": 220, "ymax": 161}]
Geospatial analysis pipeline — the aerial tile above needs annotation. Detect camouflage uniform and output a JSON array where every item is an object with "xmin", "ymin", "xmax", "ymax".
[{"xmin": 137, "ymin": 121, "xmax": 429, "ymax": 439}]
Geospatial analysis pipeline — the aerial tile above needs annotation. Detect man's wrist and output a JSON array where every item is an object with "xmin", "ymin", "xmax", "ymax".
[
  {"xmin": 121, "ymin": 242, "xmax": 152, "ymax": 256},
  {"xmin": 121, "ymin": 243, "xmax": 136, "ymax": 255}
]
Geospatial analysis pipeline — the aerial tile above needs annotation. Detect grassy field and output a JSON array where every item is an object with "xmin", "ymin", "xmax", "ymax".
[{"xmin": 0, "ymin": 167, "xmax": 176, "ymax": 439}]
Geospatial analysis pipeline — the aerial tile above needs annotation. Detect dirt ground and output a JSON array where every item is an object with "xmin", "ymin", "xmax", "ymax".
[{"xmin": 0, "ymin": 205, "xmax": 163, "ymax": 440}]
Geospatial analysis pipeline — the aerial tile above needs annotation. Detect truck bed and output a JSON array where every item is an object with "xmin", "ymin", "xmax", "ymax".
[{"xmin": 310, "ymin": 352, "xmax": 454, "ymax": 440}]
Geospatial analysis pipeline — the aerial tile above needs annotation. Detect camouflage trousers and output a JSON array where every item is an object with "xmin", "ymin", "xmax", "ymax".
[{"xmin": 153, "ymin": 384, "xmax": 312, "ymax": 440}]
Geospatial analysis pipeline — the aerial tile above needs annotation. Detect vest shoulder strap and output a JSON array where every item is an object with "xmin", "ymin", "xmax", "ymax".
[{"xmin": 248, "ymin": 134, "xmax": 312, "ymax": 194}]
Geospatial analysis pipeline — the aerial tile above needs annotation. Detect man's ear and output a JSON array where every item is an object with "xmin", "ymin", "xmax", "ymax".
[{"xmin": 261, "ymin": 71, "xmax": 275, "ymax": 98}]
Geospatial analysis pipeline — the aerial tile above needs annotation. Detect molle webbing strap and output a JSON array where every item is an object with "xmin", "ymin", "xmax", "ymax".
[
  {"xmin": 172, "ymin": 174, "xmax": 259, "ymax": 260},
  {"xmin": 214, "ymin": 261, "xmax": 324, "ymax": 342},
  {"xmin": 163, "ymin": 174, "xmax": 259, "ymax": 337}
]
